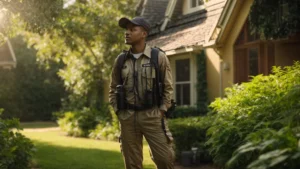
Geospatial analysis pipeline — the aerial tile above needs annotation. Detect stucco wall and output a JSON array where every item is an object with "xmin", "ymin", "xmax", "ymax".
[{"xmin": 205, "ymin": 48, "xmax": 220, "ymax": 101}]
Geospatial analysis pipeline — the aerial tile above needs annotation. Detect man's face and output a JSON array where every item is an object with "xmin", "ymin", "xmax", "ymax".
[{"xmin": 125, "ymin": 23, "xmax": 147, "ymax": 45}]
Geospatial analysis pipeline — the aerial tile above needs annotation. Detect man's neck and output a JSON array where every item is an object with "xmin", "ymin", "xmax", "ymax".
[{"xmin": 131, "ymin": 43, "xmax": 146, "ymax": 54}]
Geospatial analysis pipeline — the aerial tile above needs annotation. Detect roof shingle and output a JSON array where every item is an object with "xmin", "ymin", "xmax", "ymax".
[
  {"xmin": 146, "ymin": 0, "xmax": 227, "ymax": 52},
  {"xmin": 141, "ymin": 0, "xmax": 169, "ymax": 26}
]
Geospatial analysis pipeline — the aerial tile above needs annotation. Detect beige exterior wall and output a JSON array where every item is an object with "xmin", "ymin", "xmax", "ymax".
[
  {"xmin": 218, "ymin": 0, "xmax": 254, "ymax": 93},
  {"xmin": 274, "ymin": 42, "xmax": 300, "ymax": 67},
  {"xmin": 169, "ymin": 52, "xmax": 198, "ymax": 106},
  {"xmin": 205, "ymin": 48, "xmax": 221, "ymax": 101}
]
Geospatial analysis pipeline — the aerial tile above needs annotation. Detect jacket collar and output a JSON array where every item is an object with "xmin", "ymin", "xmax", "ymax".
[{"xmin": 128, "ymin": 44, "xmax": 151, "ymax": 59}]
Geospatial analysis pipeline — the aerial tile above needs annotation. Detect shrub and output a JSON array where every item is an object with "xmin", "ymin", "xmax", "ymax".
[
  {"xmin": 58, "ymin": 104, "xmax": 120, "ymax": 139},
  {"xmin": 227, "ymin": 127, "xmax": 300, "ymax": 169},
  {"xmin": 0, "ymin": 109, "xmax": 35, "ymax": 169},
  {"xmin": 89, "ymin": 106, "xmax": 120, "ymax": 141},
  {"xmin": 207, "ymin": 62, "xmax": 300, "ymax": 168},
  {"xmin": 168, "ymin": 116, "xmax": 213, "ymax": 162},
  {"xmin": 169, "ymin": 106, "xmax": 204, "ymax": 119},
  {"xmin": 57, "ymin": 108, "xmax": 99, "ymax": 137}
]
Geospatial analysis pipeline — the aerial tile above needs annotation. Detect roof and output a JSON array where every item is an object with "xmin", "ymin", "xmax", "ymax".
[
  {"xmin": 0, "ymin": 39, "xmax": 17, "ymax": 68},
  {"xmin": 140, "ymin": 0, "xmax": 169, "ymax": 26},
  {"xmin": 141, "ymin": 0, "xmax": 227, "ymax": 52}
]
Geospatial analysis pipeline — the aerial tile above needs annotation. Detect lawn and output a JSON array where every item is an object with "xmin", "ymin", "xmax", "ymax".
[{"xmin": 21, "ymin": 122, "xmax": 156, "ymax": 169}]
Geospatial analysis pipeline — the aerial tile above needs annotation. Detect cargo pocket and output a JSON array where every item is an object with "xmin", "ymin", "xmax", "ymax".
[{"xmin": 161, "ymin": 117, "xmax": 174, "ymax": 144}]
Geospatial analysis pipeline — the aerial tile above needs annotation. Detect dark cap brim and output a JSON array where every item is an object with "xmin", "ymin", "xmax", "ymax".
[{"xmin": 118, "ymin": 17, "xmax": 140, "ymax": 29}]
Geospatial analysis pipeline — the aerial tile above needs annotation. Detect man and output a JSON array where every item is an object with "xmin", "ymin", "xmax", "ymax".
[{"xmin": 109, "ymin": 16, "xmax": 175, "ymax": 169}]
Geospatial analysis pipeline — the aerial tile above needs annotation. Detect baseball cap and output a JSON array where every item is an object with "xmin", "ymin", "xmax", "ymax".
[{"xmin": 119, "ymin": 17, "xmax": 151, "ymax": 33}]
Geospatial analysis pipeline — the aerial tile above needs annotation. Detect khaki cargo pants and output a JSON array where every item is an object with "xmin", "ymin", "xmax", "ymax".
[{"xmin": 118, "ymin": 107, "xmax": 175, "ymax": 169}]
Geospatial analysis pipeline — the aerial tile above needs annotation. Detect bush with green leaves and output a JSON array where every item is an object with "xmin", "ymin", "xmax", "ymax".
[
  {"xmin": 89, "ymin": 106, "xmax": 120, "ymax": 141},
  {"xmin": 57, "ymin": 104, "xmax": 120, "ymax": 139},
  {"xmin": 168, "ymin": 116, "xmax": 213, "ymax": 162},
  {"xmin": 0, "ymin": 109, "xmax": 35, "ymax": 169},
  {"xmin": 57, "ymin": 108, "xmax": 99, "ymax": 137},
  {"xmin": 168, "ymin": 106, "xmax": 203, "ymax": 119},
  {"xmin": 207, "ymin": 62, "xmax": 300, "ymax": 169}
]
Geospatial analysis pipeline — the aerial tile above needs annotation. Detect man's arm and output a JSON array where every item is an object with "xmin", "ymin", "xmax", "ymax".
[
  {"xmin": 158, "ymin": 52, "xmax": 173, "ymax": 113},
  {"xmin": 109, "ymin": 57, "xmax": 119, "ymax": 113}
]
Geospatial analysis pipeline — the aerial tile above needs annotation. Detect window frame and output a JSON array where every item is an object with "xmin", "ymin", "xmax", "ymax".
[
  {"xmin": 234, "ymin": 20, "xmax": 275, "ymax": 83},
  {"xmin": 174, "ymin": 58, "xmax": 191, "ymax": 106},
  {"xmin": 183, "ymin": 0, "xmax": 206, "ymax": 15}
]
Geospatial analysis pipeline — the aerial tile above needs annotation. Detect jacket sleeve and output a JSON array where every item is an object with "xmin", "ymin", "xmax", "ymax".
[
  {"xmin": 158, "ymin": 52, "xmax": 173, "ymax": 112},
  {"xmin": 109, "ymin": 56, "xmax": 119, "ymax": 113}
]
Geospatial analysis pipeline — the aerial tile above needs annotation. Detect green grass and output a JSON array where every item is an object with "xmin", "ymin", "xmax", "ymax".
[{"xmin": 22, "ymin": 124, "xmax": 156, "ymax": 169}]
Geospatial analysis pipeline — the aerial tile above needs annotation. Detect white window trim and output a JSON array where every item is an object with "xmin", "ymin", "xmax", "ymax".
[
  {"xmin": 173, "ymin": 57, "xmax": 193, "ymax": 106},
  {"xmin": 183, "ymin": 0, "xmax": 206, "ymax": 15},
  {"xmin": 176, "ymin": 82, "xmax": 191, "ymax": 106}
]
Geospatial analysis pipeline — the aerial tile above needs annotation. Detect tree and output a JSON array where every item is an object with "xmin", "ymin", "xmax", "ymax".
[
  {"xmin": 0, "ymin": 36, "xmax": 66, "ymax": 121},
  {"xmin": 249, "ymin": 0, "xmax": 300, "ymax": 39},
  {"xmin": 1, "ymin": 0, "xmax": 137, "ymax": 110}
]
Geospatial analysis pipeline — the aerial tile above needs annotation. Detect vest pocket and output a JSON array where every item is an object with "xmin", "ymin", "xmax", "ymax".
[{"xmin": 142, "ymin": 67, "xmax": 155, "ymax": 90}]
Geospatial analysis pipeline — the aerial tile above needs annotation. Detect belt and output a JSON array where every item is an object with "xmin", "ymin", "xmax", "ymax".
[{"xmin": 126, "ymin": 104, "xmax": 150, "ymax": 111}]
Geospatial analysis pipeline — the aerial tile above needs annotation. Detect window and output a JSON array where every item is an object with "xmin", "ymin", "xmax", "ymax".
[
  {"xmin": 183, "ymin": 0, "xmax": 205, "ymax": 15},
  {"xmin": 248, "ymin": 48, "xmax": 259, "ymax": 76},
  {"xmin": 191, "ymin": 0, "xmax": 204, "ymax": 8},
  {"xmin": 234, "ymin": 19, "xmax": 275, "ymax": 83},
  {"xmin": 175, "ymin": 59, "xmax": 191, "ymax": 106}
]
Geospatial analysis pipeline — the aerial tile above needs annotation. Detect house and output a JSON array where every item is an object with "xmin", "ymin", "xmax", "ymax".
[
  {"xmin": 103, "ymin": 0, "xmax": 300, "ymax": 106},
  {"xmin": 0, "ymin": 39, "xmax": 17, "ymax": 69},
  {"xmin": 211, "ymin": 0, "xmax": 300, "ymax": 91},
  {"xmin": 139, "ymin": 0, "xmax": 228, "ymax": 105}
]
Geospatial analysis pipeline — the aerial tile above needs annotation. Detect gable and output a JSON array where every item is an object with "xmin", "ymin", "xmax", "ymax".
[
  {"xmin": 146, "ymin": 0, "xmax": 227, "ymax": 53},
  {"xmin": 0, "ymin": 40, "xmax": 17, "ymax": 68}
]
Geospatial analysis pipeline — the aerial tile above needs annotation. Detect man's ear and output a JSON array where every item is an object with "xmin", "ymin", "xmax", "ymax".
[{"xmin": 142, "ymin": 31, "xmax": 148, "ymax": 38}]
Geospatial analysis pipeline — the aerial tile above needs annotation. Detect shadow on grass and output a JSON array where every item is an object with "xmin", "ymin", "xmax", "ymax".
[
  {"xmin": 32, "ymin": 140, "xmax": 125, "ymax": 169},
  {"xmin": 21, "ymin": 121, "xmax": 58, "ymax": 129}
]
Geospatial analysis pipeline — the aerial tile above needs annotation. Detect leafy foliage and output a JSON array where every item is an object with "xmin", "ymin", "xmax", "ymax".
[
  {"xmin": 57, "ymin": 104, "xmax": 119, "ymax": 139},
  {"xmin": 228, "ymin": 128, "xmax": 300, "ymax": 169},
  {"xmin": 0, "ymin": 0, "xmax": 63, "ymax": 37},
  {"xmin": 89, "ymin": 106, "xmax": 120, "ymax": 141},
  {"xmin": 168, "ymin": 106, "xmax": 202, "ymax": 118},
  {"xmin": 0, "ymin": 37, "xmax": 66, "ymax": 121},
  {"xmin": 1, "ymin": 0, "xmax": 137, "ymax": 111},
  {"xmin": 168, "ymin": 116, "xmax": 213, "ymax": 162},
  {"xmin": 249, "ymin": 0, "xmax": 300, "ymax": 39},
  {"xmin": 0, "ymin": 109, "xmax": 35, "ymax": 169},
  {"xmin": 196, "ymin": 51, "xmax": 208, "ymax": 114},
  {"xmin": 20, "ymin": 0, "xmax": 137, "ymax": 110},
  {"xmin": 207, "ymin": 62, "xmax": 300, "ymax": 168}
]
